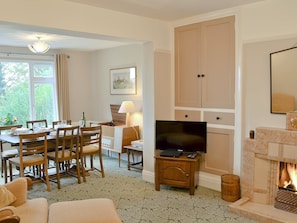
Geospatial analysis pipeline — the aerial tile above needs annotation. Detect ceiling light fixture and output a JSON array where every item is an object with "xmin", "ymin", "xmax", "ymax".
[{"xmin": 28, "ymin": 37, "xmax": 50, "ymax": 54}]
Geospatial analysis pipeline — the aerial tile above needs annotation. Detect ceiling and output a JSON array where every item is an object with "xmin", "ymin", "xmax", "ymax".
[
  {"xmin": 68, "ymin": 0, "xmax": 263, "ymax": 21},
  {"xmin": 0, "ymin": 0, "xmax": 264, "ymax": 52}
]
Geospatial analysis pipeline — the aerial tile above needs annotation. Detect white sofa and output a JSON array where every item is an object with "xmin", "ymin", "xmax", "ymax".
[
  {"xmin": 1, "ymin": 178, "xmax": 48, "ymax": 223},
  {"xmin": 0, "ymin": 178, "xmax": 122, "ymax": 223}
]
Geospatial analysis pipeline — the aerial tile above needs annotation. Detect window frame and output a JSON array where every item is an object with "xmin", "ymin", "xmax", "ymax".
[{"xmin": 0, "ymin": 55, "xmax": 58, "ymax": 124}]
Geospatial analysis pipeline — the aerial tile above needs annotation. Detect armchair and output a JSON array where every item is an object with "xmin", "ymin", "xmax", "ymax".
[{"xmin": 101, "ymin": 104, "xmax": 139, "ymax": 167}]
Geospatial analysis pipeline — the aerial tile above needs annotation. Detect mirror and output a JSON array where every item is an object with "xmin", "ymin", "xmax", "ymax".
[{"xmin": 270, "ymin": 46, "xmax": 297, "ymax": 114}]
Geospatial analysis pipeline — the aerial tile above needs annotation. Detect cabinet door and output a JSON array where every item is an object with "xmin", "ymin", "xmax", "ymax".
[
  {"xmin": 201, "ymin": 16, "xmax": 235, "ymax": 108},
  {"xmin": 175, "ymin": 16, "xmax": 235, "ymax": 109},
  {"xmin": 175, "ymin": 23, "xmax": 202, "ymax": 107},
  {"xmin": 200, "ymin": 128, "xmax": 234, "ymax": 175}
]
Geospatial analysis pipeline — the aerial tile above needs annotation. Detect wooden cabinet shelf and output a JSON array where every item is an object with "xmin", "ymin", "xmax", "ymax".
[{"xmin": 154, "ymin": 150, "xmax": 200, "ymax": 195}]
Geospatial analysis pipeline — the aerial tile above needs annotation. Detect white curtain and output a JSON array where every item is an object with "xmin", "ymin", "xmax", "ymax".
[{"xmin": 55, "ymin": 54, "xmax": 70, "ymax": 120}]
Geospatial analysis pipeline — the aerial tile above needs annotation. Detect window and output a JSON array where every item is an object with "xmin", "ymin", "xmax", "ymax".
[{"xmin": 0, "ymin": 58, "xmax": 57, "ymax": 126}]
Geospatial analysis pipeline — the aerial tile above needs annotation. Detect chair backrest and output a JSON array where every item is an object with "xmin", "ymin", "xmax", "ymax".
[
  {"xmin": 52, "ymin": 120, "xmax": 72, "ymax": 129},
  {"xmin": 26, "ymin": 119, "xmax": 48, "ymax": 130},
  {"xmin": 19, "ymin": 132, "xmax": 48, "ymax": 167},
  {"xmin": 89, "ymin": 121, "xmax": 100, "ymax": 127},
  {"xmin": 0, "ymin": 124, "xmax": 23, "ymax": 152},
  {"xmin": 0, "ymin": 124, "xmax": 23, "ymax": 135},
  {"xmin": 80, "ymin": 125, "xmax": 102, "ymax": 149},
  {"xmin": 55, "ymin": 125, "xmax": 80, "ymax": 160}
]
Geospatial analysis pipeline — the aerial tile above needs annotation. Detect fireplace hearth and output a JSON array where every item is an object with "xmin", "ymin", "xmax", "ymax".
[{"xmin": 229, "ymin": 127, "xmax": 297, "ymax": 223}]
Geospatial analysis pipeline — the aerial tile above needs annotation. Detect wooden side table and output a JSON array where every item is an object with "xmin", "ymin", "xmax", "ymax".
[
  {"xmin": 124, "ymin": 145, "xmax": 143, "ymax": 170},
  {"xmin": 154, "ymin": 150, "xmax": 200, "ymax": 195}
]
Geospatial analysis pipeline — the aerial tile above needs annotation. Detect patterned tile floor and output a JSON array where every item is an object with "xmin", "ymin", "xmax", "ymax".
[{"xmin": 2, "ymin": 156, "xmax": 259, "ymax": 223}]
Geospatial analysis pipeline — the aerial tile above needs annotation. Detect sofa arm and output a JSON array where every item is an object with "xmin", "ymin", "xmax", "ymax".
[
  {"xmin": 0, "ymin": 206, "xmax": 16, "ymax": 219},
  {"xmin": 4, "ymin": 178, "xmax": 27, "ymax": 207}
]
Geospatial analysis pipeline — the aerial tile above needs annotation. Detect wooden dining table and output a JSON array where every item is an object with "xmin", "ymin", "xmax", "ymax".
[
  {"xmin": 0, "ymin": 133, "xmax": 56, "ymax": 145},
  {"xmin": 0, "ymin": 133, "xmax": 58, "ymax": 153}
]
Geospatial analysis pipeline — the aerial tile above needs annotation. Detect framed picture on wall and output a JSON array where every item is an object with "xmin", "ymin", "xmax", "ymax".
[{"xmin": 110, "ymin": 67, "xmax": 137, "ymax": 95}]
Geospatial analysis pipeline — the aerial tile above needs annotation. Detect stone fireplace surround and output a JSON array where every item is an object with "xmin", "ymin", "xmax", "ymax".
[{"xmin": 229, "ymin": 127, "xmax": 297, "ymax": 223}]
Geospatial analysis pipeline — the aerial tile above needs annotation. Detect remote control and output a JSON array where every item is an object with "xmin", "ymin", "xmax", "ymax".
[{"xmin": 187, "ymin": 153, "xmax": 197, "ymax": 159}]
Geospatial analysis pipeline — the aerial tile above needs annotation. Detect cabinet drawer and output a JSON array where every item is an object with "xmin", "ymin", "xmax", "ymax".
[
  {"xmin": 204, "ymin": 112, "xmax": 234, "ymax": 125},
  {"xmin": 175, "ymin": 110, "xmax": 201, "ymax": 121}
]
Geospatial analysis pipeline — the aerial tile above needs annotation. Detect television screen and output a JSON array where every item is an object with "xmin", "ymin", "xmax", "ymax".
[{"xmin": 155, "ymin": 120, "xmax": 207, "ymax": 154}]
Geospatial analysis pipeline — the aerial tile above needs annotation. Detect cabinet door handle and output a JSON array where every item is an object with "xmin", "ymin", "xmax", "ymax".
[
  {"xmin": 185, "ymin": 114, "xmax": 188, "ymax": 118},
  {"xmin": 201, "ymin": 74, "xmax": 205, "ymax": 77},
  {"xmin": 216, "ymin": 117, "xmax": 220, "ymax": 120},
  {"xmin": 186, "ymin": 174, "xmax": 189, "ymax": 177},
  {"xmin": 197, "ymin": 74, "xmax": 201, "ymax": 78}
]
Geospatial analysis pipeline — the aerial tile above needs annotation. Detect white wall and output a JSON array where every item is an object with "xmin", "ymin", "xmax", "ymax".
[
  {"xmin": 65, "ymin": 50, "xmax": 93, "ymax": 122},
  {"xmin": 90, "ymin": 44, "xmax": 143, "ymax": 127},
  {"xmin": 242, "ymin": 38, "xmax": 297, "ymax": 137},
  {"xmin": 240, "ymin": 0, "xmax": 297, "ymax": 137}
]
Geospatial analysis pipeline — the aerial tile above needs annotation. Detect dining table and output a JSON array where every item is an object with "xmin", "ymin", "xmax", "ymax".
[
  {"xmin": 0, "ymin": 132, "xmax": 58, "ymax": 152},
  {"xmin": 0, "ymin": 133, "xmax": 56, "ymax": 145},
  {"xmin": 0, "ymin": 128, "xmax": 93, "ymax": 183}
]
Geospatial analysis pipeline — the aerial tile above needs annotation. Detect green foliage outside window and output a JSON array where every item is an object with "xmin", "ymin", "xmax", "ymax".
[{"xmin": 0, "ymin": 61, "xmax": 56, "ymax": 127}]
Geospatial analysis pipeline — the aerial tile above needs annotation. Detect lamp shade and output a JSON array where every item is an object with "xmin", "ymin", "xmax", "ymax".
[
  {"xmin": 118, "ymin": 101, "xmax": 135, "ymax": 113},
  {"xmin": 28, "ymin": 37, "xmax": 50, "ymax": 54}
]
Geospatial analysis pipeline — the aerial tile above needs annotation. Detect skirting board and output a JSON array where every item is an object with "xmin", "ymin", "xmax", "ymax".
[
  {"xmin": 143, "ymin": 170, "xmax": 222, "ymax": 192},
  {"xmin": 198, "ymin": 171, "xmax": 221, "ymax": 192}
]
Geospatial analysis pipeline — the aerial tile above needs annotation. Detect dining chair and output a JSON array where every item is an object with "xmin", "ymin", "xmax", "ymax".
[
  {"xmin": 47, "ymin": 125, "xmax": 81, "ymax": 189},
  {"xmin": 26, "ymin": 119, "xmax": 48, "ymax": 130},
  {"xmin": 90, "ymin": 121, "xmax": 101, "ymax": 127},
  {"xmin": 8, "ymin": 132, "xmax": 51, "ymax": 191},
  {"xmin": 0, "ymin": 124, "xmax": 22, "ymax": 183},
  {"xmin": 79, "ymin": 125, "xmax": 104, "ymax": 182},
  {"xmin": 52, "ymin": 120, "xmax": 72, "ymax": 129}
]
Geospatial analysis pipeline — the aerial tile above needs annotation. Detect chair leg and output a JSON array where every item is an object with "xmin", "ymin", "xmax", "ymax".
[
  {"xmin": 80, "ymin": 156, "xmax": 86, "ymax": 182},
  {"xmin": 9, "ymin": 162, "xmax": 13, "ymax": 182},
  {"xmin": 90, "ymin": 155, "xmax": 94, "ymax": 169},
  {"xmin": 3, "ymin": 158, "xmax": 8, "ymax": 183},
  {"xmin": 43, "ymin": 163, "xmax": 51, "ymax": 192},
  {"xmin": 1, "ymin": 159, "xmax": 3, "ymax": 178},
  {"xmin": 76, "ymin": 157, "xmax": 81, "ymax": 184},
  {"xmin": 99, "ymin": 153, "xmax": 105, "ymax": 178},
  {"xmin": 56, "ymin": 162, "xmax": 61, "ymax": 189}
]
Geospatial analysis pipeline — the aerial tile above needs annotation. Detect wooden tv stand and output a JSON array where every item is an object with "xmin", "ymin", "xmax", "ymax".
[{"xmin": 154, "ymin": 150, "xmax": 200, "ymax": 195}]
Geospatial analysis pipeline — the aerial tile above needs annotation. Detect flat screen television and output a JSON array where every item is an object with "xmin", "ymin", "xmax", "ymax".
[{"xmin": 155, "ymin": 120, "xmax": 207, "ymax": 155}]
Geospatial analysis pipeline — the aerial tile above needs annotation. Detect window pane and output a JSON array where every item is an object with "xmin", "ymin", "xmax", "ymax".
[
  {"xmin": 34, "ymin": 83, "xmax": 54, "ymax": 124},
  {"xmin": 33, "ymin": 63, "xmax": 53, "ymax": 77},
  {"xmin": 0, "ymin": 59, "xmax": 57, "ymax": 127},
  {"xmin": 0, "ymin": 62, "xmax": 30, "ymax": 126}
]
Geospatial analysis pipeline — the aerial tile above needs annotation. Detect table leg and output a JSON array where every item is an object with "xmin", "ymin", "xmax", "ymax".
[{"xmin": 127, "ymin": 149, "xmax": 131, "ymax": 170}]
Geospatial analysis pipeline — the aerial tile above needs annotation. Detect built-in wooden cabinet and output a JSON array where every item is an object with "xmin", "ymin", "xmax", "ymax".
[
  {"xmin": 175, "ymin": 16, "xmax": 235, "ymax": 109},
  {"xmin": 174, "ymin": 16, "xmax": 235, "ymax": 177},
  {"xmin": 200, "ymin": 128, "xmax": 234, "ymax": 175}
]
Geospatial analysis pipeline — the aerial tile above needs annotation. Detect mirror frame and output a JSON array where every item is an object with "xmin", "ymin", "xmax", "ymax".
[{"xmin": 270, "ymin": 46, "xmax": 297, "ymax": 114}]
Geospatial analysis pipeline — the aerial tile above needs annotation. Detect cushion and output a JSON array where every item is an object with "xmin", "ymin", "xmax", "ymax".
[
  {"xmin": 0, "ymin": 186, "xmax": 16, "ymax": 208},
  {"xmin": 48, "ymin": 198, "xmax": 122, "ymax": 223}
]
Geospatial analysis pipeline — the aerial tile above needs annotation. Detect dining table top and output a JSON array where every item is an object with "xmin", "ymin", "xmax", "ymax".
[
  {"xmin": 0, "ymin": 128, "xmax": 96, "ymax": 145},
  {"xmin": 0, "ymin": 133, "xmax": 57, "ymax": 145}
]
